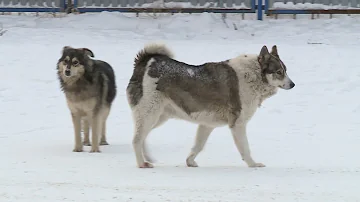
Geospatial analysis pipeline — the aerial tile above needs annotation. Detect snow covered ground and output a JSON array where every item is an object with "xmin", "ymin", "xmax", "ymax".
[{"xmin": 1, "ymin": 12, "xmax": 360, "ymax": 202}]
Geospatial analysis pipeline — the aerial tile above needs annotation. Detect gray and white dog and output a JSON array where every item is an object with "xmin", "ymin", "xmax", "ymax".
[
  {"xmin": 57, "ymin": 46, "xmax": 117, "ymax": 153},
  {"xmin": 126, "ymin": 43, "xmax": 295, "ymax": 168}
]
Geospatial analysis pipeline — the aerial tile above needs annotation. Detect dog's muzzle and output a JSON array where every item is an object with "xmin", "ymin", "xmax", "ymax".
[
  {"xmin": 64, "ymin": 69, "xmax": 71, "ymax": 77},
  {"xmin": 281, "ymin": 74, "xmax": 295, "ymax": 90}
]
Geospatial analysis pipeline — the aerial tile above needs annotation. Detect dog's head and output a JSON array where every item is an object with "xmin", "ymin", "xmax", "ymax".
[
  {"xmin": 258, "ymin": 45, "xmax": 295, "ymax": 90},
  {"xmin": 57, "ymin": 46, "xmax": 94, "ymax": 81}
]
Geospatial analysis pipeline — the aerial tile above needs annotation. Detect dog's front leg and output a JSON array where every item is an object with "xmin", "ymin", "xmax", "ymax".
[
  {"xmin": 231, "ymin": 124, "xmax": 265, "ymax": 167},
  {"xmin": 71, "ymin": 113, "xmax": 83, "ymax": 152},
  {"xmin": 186, "ymin": 125, "xmax": 214, "ymax": 167},
  {"xmin": 83, "ymin": 119, "xmax": 91, "ymax": 146},
  {"xmin": 90, "ymin": 115, "xmax": 101, "ymax": 153}
]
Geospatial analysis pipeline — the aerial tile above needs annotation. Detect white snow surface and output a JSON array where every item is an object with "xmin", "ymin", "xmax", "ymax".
[{"xmin": 1, "ymin": 12, "xmax": 360, "ymax": 202}]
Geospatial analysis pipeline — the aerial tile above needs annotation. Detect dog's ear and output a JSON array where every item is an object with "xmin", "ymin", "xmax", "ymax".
[
  {"xmin": 82, "ymin": 48, "xmax": 94, "ymax": 58},
  {"xmin": 62, "ymin": 46, "xmax": 72, "ymax": 54},
  {"xmin": 258, "ymin": 45, "xmax": 270, "ymax": 69},
  {"xmin": 270, "ymin": 45, "xmax": 279, "ymax": 58}
]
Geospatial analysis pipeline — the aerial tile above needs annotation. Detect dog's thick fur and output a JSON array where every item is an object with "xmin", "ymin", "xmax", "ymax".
[
  {"xmin": 126, "ymin": 43, "xmax": 295, "ymax": 168},
  {"xmin": 57, "ymin": 46, "xmax": 116, "ymax": 153}
]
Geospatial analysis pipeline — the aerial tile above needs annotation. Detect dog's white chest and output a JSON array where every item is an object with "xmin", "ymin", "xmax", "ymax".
[
  {"xmin": 238, "ymin": 96, "xmax": 260, "ymax": 123},
  {"xmin": 66, "ymin": 98, "xmax": 97, "ymax": 116}
]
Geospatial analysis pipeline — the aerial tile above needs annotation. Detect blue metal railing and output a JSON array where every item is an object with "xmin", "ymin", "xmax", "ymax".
[{"xmin": 0, "ymin": 0, "xmax": 360, "ymax": 20}]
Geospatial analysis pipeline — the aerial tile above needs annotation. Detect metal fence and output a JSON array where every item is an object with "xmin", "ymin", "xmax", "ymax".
[
  {"xmin": 74, "ymin": 0, "xmax": 257, "ymax": 14},
  {"xmin": 1, "ymin": 0, "xmax": 360, "ymax": 19},
  {"xmin": 265, "ymin": 0, "xmax": 360, "ymax": 15},
  {"xmin": 0, "ymin": 0, "xmax": 65, "ymax": 12}
]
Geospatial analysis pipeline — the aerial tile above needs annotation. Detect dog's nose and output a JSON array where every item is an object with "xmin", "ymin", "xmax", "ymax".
[
  {"xmin": 65, "ymin": 70, "xmax": 71, "ymax": 76},
  {"xmin": 290, "ymin": 82, "xmax": 295, "ymax": 89}
]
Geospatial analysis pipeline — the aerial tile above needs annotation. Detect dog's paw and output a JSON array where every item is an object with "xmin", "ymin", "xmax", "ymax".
[
  {"xmin": 83, "ymin": 141, "xmax": 91, "ymax": 146},
  {"xmin": 248, "ymin": 162, "xmax": 266, "ymax": 168},
  {"xmin": 139, "ymin": 162, "xmax": 153, "ymax": 168},
  {"xmin": 72, "ymin": 147, "xmax": 83, "ymax": 152},
  {"xmin": 99, "ymin": 141, "xmax": 109, "ymax": 146},
  {"xmin": 89, "ymin": 147, "xmax": 101, "ymax": 153},
  {"xmin": 186, "ymin": 159, "xmax": 198, "ymax": 167}
]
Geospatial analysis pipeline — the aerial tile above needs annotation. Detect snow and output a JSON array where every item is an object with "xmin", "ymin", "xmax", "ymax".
[{"xmin": 1, "ymin": 12, "xmax": 360, "ymax": 202}]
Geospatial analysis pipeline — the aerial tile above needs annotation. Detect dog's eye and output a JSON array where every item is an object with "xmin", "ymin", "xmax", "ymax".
[
  {"xmin": 276, "ymin": 71, "xmax": 282, "ymax": 75},
  {"xmin": 73, "ymin": 61, "xmax": 79, "ymax": 66}
]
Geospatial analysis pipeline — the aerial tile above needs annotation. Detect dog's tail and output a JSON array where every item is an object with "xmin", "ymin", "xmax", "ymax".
[
  {"xmin": 134, "ymin": 42, "xmax": 174, "ymax": 67},
  {"xmin": 127, "ymin": 43, "xmax": 173, "ymax": 106}
]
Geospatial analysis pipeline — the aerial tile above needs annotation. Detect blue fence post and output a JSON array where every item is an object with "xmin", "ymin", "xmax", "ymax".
[
  {"xmin": 264, "ymin": 0, "xmax": 268, "ymax": 15},
  {"xmin": 257, "ymin": 0, "xmax": 263, "ymax": 20},
  {"xmin": 62, "ymin": 0, "xmax": 67, "ymax": 12},
  {"xmin": 251, "ymin": 0, "xmax": 256, "ymax": 12},
  {"xmin": 73, "ymin": 0, "xmax": 78, "ymax": 10}
]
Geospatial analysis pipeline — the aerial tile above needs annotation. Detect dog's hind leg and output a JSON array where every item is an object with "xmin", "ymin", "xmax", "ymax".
[
  {"xmin": 99, "ymin": 107, "xmax": 110, "ymax": 146},
  {"xmin": 132, "ymin": 102, "xmax": 163, "ymax": 168},
  {"xmin": 100, "ymin": 120, "xmax": 109, "ymax": 145},
  {"xmin": 90, "ymin": 114, "xmax": 102, "ymax": 153},
  {"xmin": 231, "ymin": 123, "xmax": 265, "ymax": 167},
  {"xmin": 186, "ymin": 125, "xmax": 214, "ymax": 167},
  {"xmin": 142, "ymin": 142, "xmax": 153, "ymax": 164},
  {"xmin": 82, "ymin": 119, "xmax": 91, "ymax": 146},
  {"xmin": 142, "ymin": 114, "xmax": 169, "ymax": 163},
  {"xmin": 71, "ymin": 113, "xmax": 83, "ymax": 152}
]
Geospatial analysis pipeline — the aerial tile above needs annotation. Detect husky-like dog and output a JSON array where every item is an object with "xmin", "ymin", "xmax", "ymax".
[
  {"xmin": 57, "ymin": 46, "xmax": 117, "ymax": 153},
  {"xmin": 126, "ymin": 43, "xmax": 295, "ymax": 168}
]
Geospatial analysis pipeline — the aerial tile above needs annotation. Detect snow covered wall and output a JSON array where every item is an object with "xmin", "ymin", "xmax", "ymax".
[
  {"xmin": 1, "ymin": 0, "xmax": 360, "ymax": 21},
  {"xmin": 0, "ymin": 0, "xmax": 359, "ymax": 10}
]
